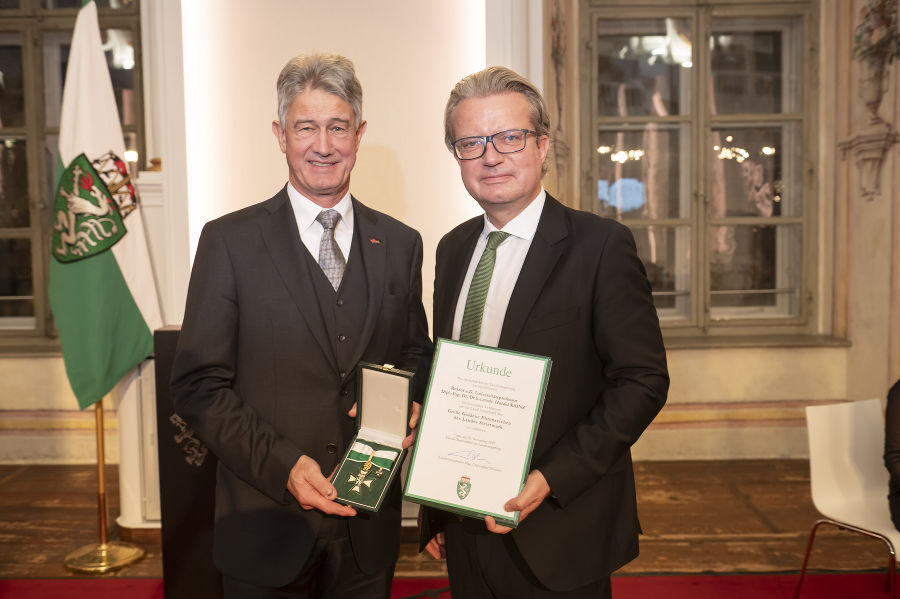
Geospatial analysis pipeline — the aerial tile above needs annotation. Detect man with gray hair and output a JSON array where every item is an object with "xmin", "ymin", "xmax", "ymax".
[
  {"xmin": 421, "ymin": 66, "xmax": 669, "ymax": 598},
  {"xmin": 171, "ymin": 52, "xmax": 431, "ymax": 598}
]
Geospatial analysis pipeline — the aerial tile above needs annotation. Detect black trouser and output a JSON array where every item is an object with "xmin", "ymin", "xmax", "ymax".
[
  {"xmin": 444, "ymin": 518, "xmax": 612, "ymax": 599},
  {"xmin": 222, "ymin": 517, "xmax": 393, "ymax": 599}
]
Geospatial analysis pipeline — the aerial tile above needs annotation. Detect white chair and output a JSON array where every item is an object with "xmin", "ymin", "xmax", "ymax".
[{"xmin": 794, "ymin": 398, "xmax": 900, "ymax": 598}]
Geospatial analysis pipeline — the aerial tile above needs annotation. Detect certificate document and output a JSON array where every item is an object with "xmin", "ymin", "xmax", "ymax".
[{"xmin": 403, "ymin": 338, "xmax": 551, "ymax": 528}]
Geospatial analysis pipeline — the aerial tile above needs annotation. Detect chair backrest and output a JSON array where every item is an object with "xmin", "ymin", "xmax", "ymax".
[{"xmin": 805, "ymin": 398, "xmax": 887, "ymax": 518}]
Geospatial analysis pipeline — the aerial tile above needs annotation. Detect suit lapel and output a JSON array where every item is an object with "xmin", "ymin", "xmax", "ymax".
[
  {"xmin": 346, "ymin": 198, "xmax": 384, "ymax": 369},
  {"xmin": 259, "ymin": 189, "xmax": 338, "ymax": 372},
  {"xmin": 498, "ymin": 195, "xmax": 569, "ymax": 349}
]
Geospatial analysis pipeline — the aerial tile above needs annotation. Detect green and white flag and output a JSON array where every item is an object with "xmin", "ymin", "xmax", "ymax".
[{"xmin": 49, "ymin": 0, "xmax": 162, "ymax": 410}]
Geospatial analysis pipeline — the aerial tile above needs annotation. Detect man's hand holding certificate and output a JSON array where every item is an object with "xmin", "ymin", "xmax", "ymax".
[{"xmin": 404, "ymin": 339, "xmax": 550, "ymax": 528}]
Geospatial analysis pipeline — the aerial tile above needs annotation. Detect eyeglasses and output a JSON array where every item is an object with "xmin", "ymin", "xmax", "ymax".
[{"xmin": 451, "ymin": 129, "xmax": 538, "ymax": 160}]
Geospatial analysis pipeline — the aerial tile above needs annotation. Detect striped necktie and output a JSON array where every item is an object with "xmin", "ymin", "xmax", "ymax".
[{"xmin": 459, "ymin": 231, "xmax": 510, "ymax": 344}]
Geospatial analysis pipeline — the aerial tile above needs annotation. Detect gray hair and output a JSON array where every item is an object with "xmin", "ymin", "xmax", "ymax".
[
  {"xmin": 276, "ymin": 53, "xmax": 363, "ymax": 129},
  {"xmin": 444, "ymin": 66, "xmax": 550, "ymax": 151}
]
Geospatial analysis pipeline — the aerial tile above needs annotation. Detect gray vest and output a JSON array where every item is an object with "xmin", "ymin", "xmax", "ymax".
[{"xmin": 306, "ymin": 225, "xmax": 368, "ymax": 375}]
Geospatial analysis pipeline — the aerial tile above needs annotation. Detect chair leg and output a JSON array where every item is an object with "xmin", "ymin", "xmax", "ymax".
[{"xmin": 794, "ymin": 521, "xmax": 825, "ymax": 599}]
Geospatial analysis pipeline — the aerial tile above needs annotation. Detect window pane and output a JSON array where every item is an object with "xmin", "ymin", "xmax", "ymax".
[
  {"xmin": 630, "ymin": 224, "xmax": 691, "ymax": 321},
  {"xmin": 104, "ymin": 28, "xmax": 136, "ymax": 125},
  {"xmin": 594, "ymin": 124, "xmax": 690, "ymax": 219},
  {"xmin": 0, "ymin": 137, "xmax": 28, "ymax": 227},
  {"xmin": 710, "ymin": 17, "xmax": 803, "ymax": 115},
  {"xmin": 0, "ymin": 0, "xmax": 20, "ymax": 9},
  {"xmin": 0, "ymin": 34, "xmax": 25, "ymax": 127},
  {"xmin": 42, "ymin": 0, "xmax": 135, "ymax": 8},
  {"xmin": 0, "ymin": 238, "xmax": 34, "ymax": 328},
  {"xmin": 123, "ymin": 130, "xmax": 137, "ymax": 162},
  {"xmin": 595, "ymin": 18, "xmax": 692, "ymax": 117},
  {"xmin": 709, "ymin": 223, "xmax": 801, "ymax": 319},
  {"xmin": 44, "ymin": 28, "xmax": 136, "ymax": 127},
  {"xmin": 44, "ymin": 134, "xmax": 58, "ymax": 227},
  {"xmin": 43, "ymin": 31, "xmax": 69, "ymax": 127},
  {"xmin": 708, "ymin": 123, "xmax": 802, "ymax": 219}
]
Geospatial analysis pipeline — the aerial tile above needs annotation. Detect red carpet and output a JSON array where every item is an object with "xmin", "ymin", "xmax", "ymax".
[
  {"xmin": 0, "ymin": 578, "xmax": 164, "ymax": 599},
  {"xmin": 390, "ymin": 573, "xmax": 893, "ymax": 598},
  {"xmin": 0, "ymin": 572, "xmax": 891, "ymax": 598},
  {"xmin": 613, "ymin": 572, "xmax": 891, "ymax": 598}
]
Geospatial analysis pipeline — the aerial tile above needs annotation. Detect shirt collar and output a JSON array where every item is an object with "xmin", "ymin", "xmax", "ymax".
[
  {"xmin": 286, "ymin": 183, "xmax": 353, "ymax": 232},
  {"xmin": 482, "ymin": 188, "xmax": 546, "ymax": 241}
]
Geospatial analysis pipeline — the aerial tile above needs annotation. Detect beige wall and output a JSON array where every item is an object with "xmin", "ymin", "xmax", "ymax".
[
  {"xmin": 179, "ymin": 0, "xmax": 489, "ymax": 276},
  {"xmin": 0, "ymin": 356, "xmax": 115, "ymax": 463}
]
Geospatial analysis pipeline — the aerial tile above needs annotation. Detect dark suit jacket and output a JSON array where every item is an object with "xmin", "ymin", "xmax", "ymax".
[
  {"xmin": 170, "ymin": 187, "xmax": 431, "ymax": 587},
  {"xmin": 429, "ymin": 194, "xmax": 668, "ymax": 591},
  {"xmin": 884, "ymin": 379, "xmax": 900, "ymax": 529}
]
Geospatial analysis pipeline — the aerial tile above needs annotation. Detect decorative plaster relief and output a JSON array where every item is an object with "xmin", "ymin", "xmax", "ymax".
[{"xmin": 839, "ymin": 0, "xmax": 900, "ymax": 200}]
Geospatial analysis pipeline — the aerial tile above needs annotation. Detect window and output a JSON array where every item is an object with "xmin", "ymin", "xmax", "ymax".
[
  {"xmin": 0, "ymin": 0, "xmax": 142, "ymax": 350},
  {"xmin": 580, "ymin": 1, "xmax": 816, "ymax": 339}
]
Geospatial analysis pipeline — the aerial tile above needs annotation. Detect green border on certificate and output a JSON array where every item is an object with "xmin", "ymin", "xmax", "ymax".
[{"xmin": 403, "ymin": 338, "xmax": 551, "ymax": 528}]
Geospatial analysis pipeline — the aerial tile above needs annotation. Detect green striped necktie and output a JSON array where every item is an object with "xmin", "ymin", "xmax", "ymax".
[{"xmin": 459, "ymin": 231, "xmax": 510, "ymax": 344}]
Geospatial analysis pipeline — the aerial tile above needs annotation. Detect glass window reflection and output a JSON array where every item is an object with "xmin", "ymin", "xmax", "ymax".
[
  {"xmin": 0, "ymin": 138, "xmax": 28, "ymax": 227},
  {"xmin": 708, "ymin": 123, "xmax": 802, "ymax": 219},
  {"xmin": 0, "ymin": 238, "xmax": 34, "ymax": 321},
  {"xmin": 710, "ymin": 17, "xmax": 803, "ymax": 115},
  {"xmin": 0, "ymin": 34, "xmax": 24, "ymax": 127},
  {"xmin": 587, "ymin": 5, "xmax": 812, "ymax": 332},
  {"xmin": 44, "ymin": 28, "xmax": 135, "ymax": 127},
  {"xmin": 594, "ymin": 124, "xmax": 690, "ymax": 220},
  {"xmin": 630, "ymin": 224, "xmax": 692, "ymax": 321},
  {"xmin": 595, "ymin": 18, "xmax": 692, "ymax": 117},
  {"xmin": 709, "ymin": 224, "xmax": 802, "ymax": 318},
  {"xmin": 43, "ymin": 133, "xmax": 58, "ymax": 230},
  {"xmin": 42, "ymin": 0, "xmax": 134, "ymax": 9}
]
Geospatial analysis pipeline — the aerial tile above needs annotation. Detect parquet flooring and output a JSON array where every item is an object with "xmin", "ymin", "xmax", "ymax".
[{"xmin": 0, "ymin": 460, "xmax": 889, "ymax": 579}]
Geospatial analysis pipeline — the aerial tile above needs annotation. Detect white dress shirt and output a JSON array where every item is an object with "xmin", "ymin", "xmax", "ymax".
[
  {"xmin": 451, "ymin": 190, "xmax": 546, "ymax": 347},
  {"xmin": 286, "ymin": 183, "xmax": 354, "ymax": 261}
]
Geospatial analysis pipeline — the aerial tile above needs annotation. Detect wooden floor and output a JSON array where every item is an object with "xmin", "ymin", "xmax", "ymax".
[{"xmin": 0, "ymin": 460, "xmax": 890, "ymax": 579}]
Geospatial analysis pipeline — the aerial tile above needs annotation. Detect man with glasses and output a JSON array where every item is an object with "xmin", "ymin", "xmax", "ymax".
[
  {"xmin": 171, "ymin": 53, "xmax": 431, "ymax": 598},
  {"xmin": 421, "ymin": 66, "xmax": 669, "ymax": 598}
]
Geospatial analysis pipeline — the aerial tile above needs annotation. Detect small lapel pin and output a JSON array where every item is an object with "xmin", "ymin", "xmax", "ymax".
[{"xmin": 369, "ymin": 238, "xmax": 381, "ymax": 244}]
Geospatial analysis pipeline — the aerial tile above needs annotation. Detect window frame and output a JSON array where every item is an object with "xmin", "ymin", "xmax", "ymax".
[
  {"xmin": 579, "ymin": 0, "xmax": 820, "ymax": 341},
  {"xmin": 0, "ymin": 0, "xmax": 143, "ymax": 353}
]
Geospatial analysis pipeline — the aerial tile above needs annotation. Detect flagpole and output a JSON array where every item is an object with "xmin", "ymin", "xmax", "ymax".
[{"xmin": 64, "ymin": 398, "xmax": 144, "ymax": 574}]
